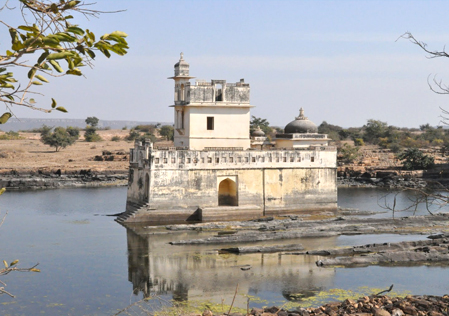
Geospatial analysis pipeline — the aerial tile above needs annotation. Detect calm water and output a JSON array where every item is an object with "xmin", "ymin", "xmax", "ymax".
[{"xmin": 0, "ymin": 187, "xmax": 448, "ymax": 315}]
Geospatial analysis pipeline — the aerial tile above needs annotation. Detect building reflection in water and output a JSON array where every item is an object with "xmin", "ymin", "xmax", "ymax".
[{"xmin": 125, "ymin": 225, "xmax": 338, "ymax": 307}]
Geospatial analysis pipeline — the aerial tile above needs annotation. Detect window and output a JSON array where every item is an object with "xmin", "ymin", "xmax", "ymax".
[
  {"xmin": 252, "ymin": 157, "xmax": 256, "ymax": 163},
  {"xmin": 222, "ymin": 157, "xmax": 227, "ymax": 163},
  {"xmin": 163, "ymin": 158, "xmax": 167, "ymax": 164},
  {"xmin": 215, "ymin": 158, "xmax": 220, "ymax": 163},
  {"xmin": 283, "ymin": 157, "xmax": 287, "ymax": 162},
  {"xmin": 155, "ymin": 158, "xmax": 159, "ymax": 164},
  {"xmin": 207, "ymin": 117, "xmax": 214, "ymax": 130},
  {"xmin": 238, "ymin": 157, "xmax": 242, "ymax": 163},
  {"xmin": 187, "ymin": 158, "xmax": 191, "ymax": 163},
  {"xmin": 261, "ymin": 157, "xmax": 265, "ymax": 163},
  {"xmin": 201, "ymin": 158, "xmax": 205, "ymax": 163},
  {"xmin": 171, "ymin": 158, "xmax": 175, "ymax": 164},
  {"xmin": 230, "ymin": 157, "xmax": 234, "ymax": 163},
  {"xmin": 245, "ymin": 157, "xmax": 249, "ymax": 163},
  {"xmin": 208, "ymin": 157, "xmax": 212, "ymax": 163},
  {"xmin": 311, "ymin": 157, "xmax": 315, "ymax": 162},
  {"xmin": 290, "ymin": 157, "xmax": 294, "ymax": 162},
  {"xmin": 297, "ymin": 157, "xmax": 301, "ymax": 162}
]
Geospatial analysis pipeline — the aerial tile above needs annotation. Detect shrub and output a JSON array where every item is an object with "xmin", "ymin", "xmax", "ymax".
[
  {"xmin": 397, "ymin": 148, "xmax": 435, "ymax": 170},
  {"xmin": 354, "ymin": 138, "xmax": 364, "ymax": 146},
  {"xmin": 40, "ymin": 127, "xmax": 78, "ymax": 151},
  {"xmin": 111, "ymin": 136, "xmax": 121, "ymax": 142},
  {"xmin": 84, "ymin": 126, "xmax": 102, "ymax": 142},
  {"xmin": 134, "ymin": 124, "xmax": 156, "ymax": 134},
  {"xmin": 0, "ymin": 131, "xmax": 22, "ymax": 140},
  {"xmin": 338, "ymin": 144, "xmax": 360, "ymax": 163}
]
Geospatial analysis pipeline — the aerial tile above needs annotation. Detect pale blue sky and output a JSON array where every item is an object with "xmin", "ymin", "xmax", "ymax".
[{"xmin": 7, "ymin": 0, "xmax": 449, "ymax": 128}]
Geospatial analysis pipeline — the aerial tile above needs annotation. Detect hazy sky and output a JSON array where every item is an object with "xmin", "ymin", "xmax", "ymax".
[{"xmin": 6, "ymin": 0, "xmax": 449, "ymax": 128}]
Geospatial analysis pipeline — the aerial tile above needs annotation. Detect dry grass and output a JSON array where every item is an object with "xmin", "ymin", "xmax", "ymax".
[{"xmin": 0, "ymin": 130, "xmax": 136, "ymax": 174}]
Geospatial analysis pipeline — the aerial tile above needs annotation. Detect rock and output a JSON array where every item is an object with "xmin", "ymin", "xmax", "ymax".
[
  {"xmin": 391, "ymin": 309, "xmax": 404, "ymax": 316},
  {"xmin": 373, "ymin": 308, "xmax": 391, "ymax": 316},
  {"xmin": 250, "ymin": 308, "xmax": 263, "ymax": 316},
  {"xmin": 264, "ymin": 306, "xmax": 280, "ymax": 314},
  {"xmin": 222, "ymin": 244, "xmax": 304, "ymax": 254}
]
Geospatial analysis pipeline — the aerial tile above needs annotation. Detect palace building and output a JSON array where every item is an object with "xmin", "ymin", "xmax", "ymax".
[{"xmin": 119, "ymin": 54, "xmax": 337, "ymax": 224}]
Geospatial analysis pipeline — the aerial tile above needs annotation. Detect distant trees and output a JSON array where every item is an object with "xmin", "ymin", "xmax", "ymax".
[
  {"xmin": 40, "ymin": 126, "xmax": 79, "ymax": 151},
  {"xmin": 159, "ymin": 125, "xmax": 174, "ymax": 141},
  {"xmin": 84, "ymin": 117, "xmax": 101, "ymax": 142},
  {"xmin": 250, "ymin": 116, "xmax": 272, "ymax": 135}
]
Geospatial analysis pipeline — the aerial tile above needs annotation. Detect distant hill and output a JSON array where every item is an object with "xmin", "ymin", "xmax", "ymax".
[{"xmin": 0, "ymin": 118, "xmax": 172, "ymax": 132}]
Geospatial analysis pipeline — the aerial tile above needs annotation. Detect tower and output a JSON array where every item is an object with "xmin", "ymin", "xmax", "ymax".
[{"xmin": 169, "ymin": 53, "xmax": 253, "ymax": 150}]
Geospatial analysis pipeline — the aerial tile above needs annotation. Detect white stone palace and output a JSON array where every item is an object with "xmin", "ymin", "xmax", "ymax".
[{"xmin": 120, "ymin": 54, "xmax": 337, "ymax": 224}]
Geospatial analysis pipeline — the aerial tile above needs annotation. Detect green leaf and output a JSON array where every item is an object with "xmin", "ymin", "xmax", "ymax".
[
  {"xmin": 43, "ymin": 36, "xmax": 60, "ymax": 46},
  {"xmin": 29, "ymin": 98, "xmax": 36, "ymax": 104},
  {"xmin": 49, "ymin": 60, "xmax": 63, "ymax": 73},
  {"xmin": 8, "ymin": 28, "xmax": 18, "ymax": 44},
  {"xmin": 6, "ymin": 50, "xmax": 14, "ymax": 56},
  {"xmin": 67, "ymin": 26, "xmax": 84, "ymax": 36},
  {"xmin": 55, "ymin": 106, "xmax": 68, "ymax": 113},
  {"xmin": 110, "ymin": 31, "xmax": 128, "ymax": 38},
  {"xmin": 0, "ymin": 83, "xmax": 15, "ymax": 89},
  {"xmin": 3, "ymin": 260, "xmax": 8, "ymax": 268},
  {"xmin": 31, "ymin": 81, "xmax": 43, "ymax": 85},
  {"xmin": 36, "ymin": 75, "xmax": 49, "ymax": 83},
  {"xmin": 38, "ymin": 52, "xmax": 50, "ymax": 64},
  {"xmin": 18, "ymin": 25, "xmax": 39, "ymax": 33},
  {"xmin": 30, "ymin": 268, "xmax": 40, "ymax": 272},
  {"xmin": 10, "ymin": 260, "xmax": 19, "ymax": 266},
  {"xmin": 0, "ymin": 188, "xmax": 5, "ymax": 195},
  {"xmin": 63, "ymin": 0, "xmax": 80, "ymax": 10},
  {"xmin": 5, "ymin": 95, "xmax": 14, "ymax": 101},
  {"xmin": 54, "ymin": 32, "xmax": 76, "ymax": 42},
  {"xmin": 0, "ymin": 68, "xmax": 5, "ymax": 73},
  {"xmin": 86, "ymin": 49, "xmax": 95, "ymax": 59},
  {"xmin": 66, "ymin": 68, "xmax": 82, "ymax": 76},
  {"xmin": 28, "ymin": 67, "xmax": 37, "ymax": 79},
  {"xmin": 0, "ymin": 112, "xmax": 12, "ymax": 124},
  {"xmin": 47, "ymin": 51, "xmax": 74, "ymax": 60},
  {"xmin": 67, "ymin": 57, "xmax": 74, "ymax": 70},
  {"xmin": 51, "ymin": 98, "xmax": 57, "ymax": 108}
]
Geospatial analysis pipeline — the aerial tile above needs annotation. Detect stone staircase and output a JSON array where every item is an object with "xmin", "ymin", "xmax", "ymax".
[{"xmin": 115, "ymin": 200, "xmax": 148, "ymax": 224}]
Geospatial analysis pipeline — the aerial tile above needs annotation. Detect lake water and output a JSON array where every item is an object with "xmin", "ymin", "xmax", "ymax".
[{"xmin": 0, "ymin": 187, "xmax": 448, "ymax": 315}]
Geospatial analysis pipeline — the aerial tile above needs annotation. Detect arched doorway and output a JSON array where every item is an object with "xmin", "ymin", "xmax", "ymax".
[
  {"xmin": 218, "ymin": 178, "xmax": 238, "ymax": 206},
  {"xmin": 144, "ymin": 173, "xmax": 150, "ymax": 202}
]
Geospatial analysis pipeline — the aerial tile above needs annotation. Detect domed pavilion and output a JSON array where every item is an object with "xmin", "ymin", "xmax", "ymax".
[{"xmin": 275, "ymin": 108, "xmax": 330, "ymax": 148}]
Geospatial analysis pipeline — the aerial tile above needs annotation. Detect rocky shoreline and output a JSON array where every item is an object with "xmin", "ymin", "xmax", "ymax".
[
  {"xmin": 0, "ymin": 169, "xmax": 128, "ymax": 190},
  {"xmin": 1, "ymin": 166, "xmax": 448, "ymax": 191},
  {"xmin": 200, "ymin": 295, "xmax": 449, "ymax": 316}
]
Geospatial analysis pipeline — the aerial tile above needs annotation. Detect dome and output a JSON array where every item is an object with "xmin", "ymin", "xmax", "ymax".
[
  {"xmin": 284, "ymin": 108, "xmax": 318, "ymax": 134},
  {"xmin": 174, "ymin": 52, "xmax": 189, "ymax": 67},
  {"xmin": 252, "ymin": 126, "xmax": 265, "ymax": 137}
]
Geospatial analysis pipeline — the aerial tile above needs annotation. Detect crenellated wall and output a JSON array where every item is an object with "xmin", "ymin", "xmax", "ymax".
[{"xmin": 125, "ymin": 142, "xmax": 337, "ymax": 223}]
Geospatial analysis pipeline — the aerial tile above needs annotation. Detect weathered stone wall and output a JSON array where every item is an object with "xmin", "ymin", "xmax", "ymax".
[{"xmin": 126, "ymin": 143, "xmax": 337, "ymax": 222}]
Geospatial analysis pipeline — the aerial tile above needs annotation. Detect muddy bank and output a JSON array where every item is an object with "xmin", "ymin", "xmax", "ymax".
[
  {"xmin": 203, "ymin": 295, "xmax": 449, "ymax": 316},
  {"xmin": 0, "ymin": 169, "xmax": 128, "ymax": 190}
]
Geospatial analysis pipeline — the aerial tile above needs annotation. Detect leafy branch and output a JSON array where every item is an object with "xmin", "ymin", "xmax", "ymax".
[{"xmin": 0, "ymin": 0, "xmax": 129, "ymax": 123}]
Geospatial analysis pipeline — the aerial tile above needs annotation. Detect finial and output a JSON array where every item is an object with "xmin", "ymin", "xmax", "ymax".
[
  {"xmin": 180, "ymin": 52, "xmax": 184, "ymax": 60},
  {"xmin": 296, "ymin": 107, "xmax": 307, "ymax": 120}
]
